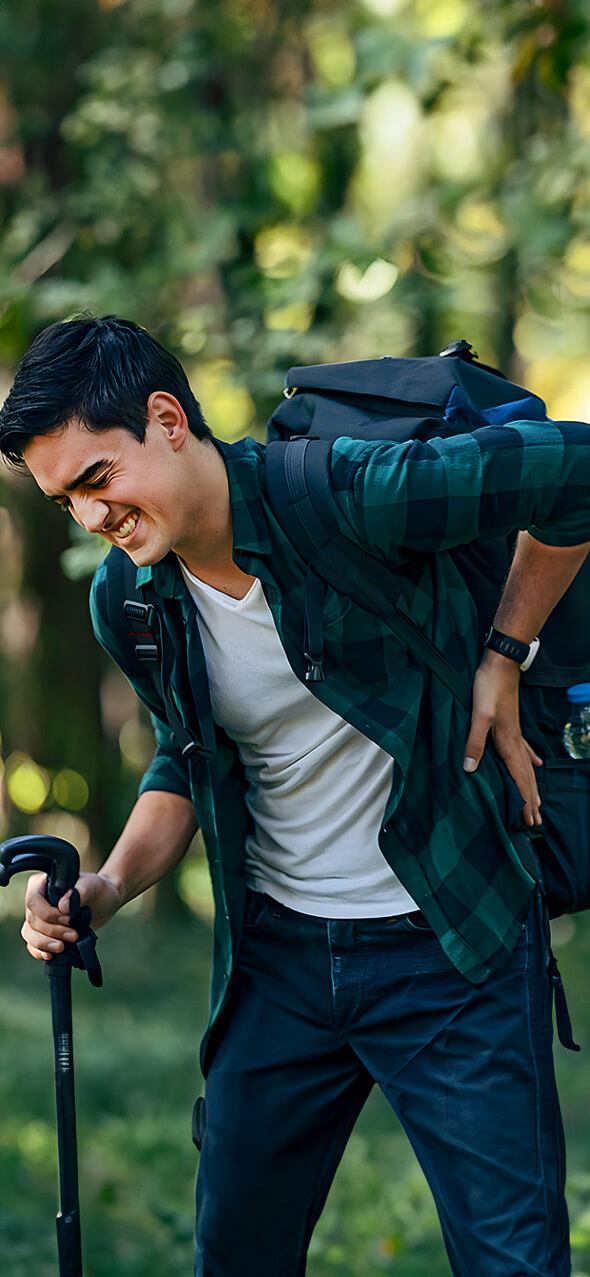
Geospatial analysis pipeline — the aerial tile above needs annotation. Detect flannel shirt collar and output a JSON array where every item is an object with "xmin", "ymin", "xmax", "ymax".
[{"xmin": 135, "ymin": 436, "xmax": 271, "ymax": 599}]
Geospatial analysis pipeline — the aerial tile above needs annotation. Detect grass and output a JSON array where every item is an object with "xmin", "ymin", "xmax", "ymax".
[{"xmin": 1, "ymin": 906, "xmax": 589, "ymax": 1276}]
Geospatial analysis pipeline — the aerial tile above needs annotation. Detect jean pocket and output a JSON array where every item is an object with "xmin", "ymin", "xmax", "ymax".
[
  {"xmin": 402, "ymin": 911, "xmax": 433, "ymax": 932},
  {"xmin": 243, "ymin": 891, "xmax": 277, "ymax": 930}
]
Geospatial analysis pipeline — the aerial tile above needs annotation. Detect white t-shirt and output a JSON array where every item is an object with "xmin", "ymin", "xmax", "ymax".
[{"xmin": 178, "ymin": 562, "xmax": 417, "ymax": 919}]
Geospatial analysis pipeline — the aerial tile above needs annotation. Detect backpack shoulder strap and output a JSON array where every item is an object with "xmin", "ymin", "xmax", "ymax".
[
  {"xmin": 95, "ymin": 548, "xmax": 213, "ymax": 761},
  {"xmin": 265, "ymin": 437, "xmax": 469, "ymax": 707}
]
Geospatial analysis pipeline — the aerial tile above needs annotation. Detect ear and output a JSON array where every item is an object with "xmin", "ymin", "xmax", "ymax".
[{"xmin": 147, "ymin": 392, "xmax": 188, "ymax": 450}]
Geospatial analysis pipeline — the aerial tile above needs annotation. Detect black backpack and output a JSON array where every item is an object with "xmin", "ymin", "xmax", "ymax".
[{"xmin": 263, "ymin": 340, "xmax": 590, "ymax": 922}]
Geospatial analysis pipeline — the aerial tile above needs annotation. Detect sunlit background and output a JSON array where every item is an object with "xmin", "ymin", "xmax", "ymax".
[{"xmin": 1, "ymin": 2, "xmax": 590, "ymax": 1274}]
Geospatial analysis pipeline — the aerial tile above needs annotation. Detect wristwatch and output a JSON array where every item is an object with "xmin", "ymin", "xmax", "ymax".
[{"xmin": 483, "ymin": 626, "xmax": 541, "ymax": 673}]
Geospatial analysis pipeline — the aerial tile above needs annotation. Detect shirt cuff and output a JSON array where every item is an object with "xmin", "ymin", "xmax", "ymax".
[
  {"xmin": 138, "ymin": 754, "xmax": 191, "ymax": 801},
  {"xmin": 528, "ymin": 523, "xmax": 590, "ymax": 548}
]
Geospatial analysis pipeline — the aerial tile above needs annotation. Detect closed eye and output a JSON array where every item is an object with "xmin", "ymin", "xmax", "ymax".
[
  {"xmin": 48, "ymin": 494, "xmax": 71, "ymax": 512},
  {"xmin": 48, "ymin": 468, "xmax": 114, "ymax": 512}
]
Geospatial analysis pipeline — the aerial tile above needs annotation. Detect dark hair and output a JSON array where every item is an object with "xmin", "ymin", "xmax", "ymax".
[{"xmin": 0, "ymin": 315, "xmax": 211, "ymax": 466}]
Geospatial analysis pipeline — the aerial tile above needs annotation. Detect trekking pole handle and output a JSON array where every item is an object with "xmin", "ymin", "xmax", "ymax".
[{"xmin": 0, "ymin": 835, "xmax": 80, "ymax": 907}]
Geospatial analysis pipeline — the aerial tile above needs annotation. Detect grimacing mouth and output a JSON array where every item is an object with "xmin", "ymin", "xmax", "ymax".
[{"xmin": 109, "ymin": 509, "xmax": 140, "ymax": 538}]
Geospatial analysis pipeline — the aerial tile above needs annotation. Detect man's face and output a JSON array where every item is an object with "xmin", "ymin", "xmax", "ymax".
[{"xmin": 23, "ymin": 399, "xmax": 208, "ymax": 567}]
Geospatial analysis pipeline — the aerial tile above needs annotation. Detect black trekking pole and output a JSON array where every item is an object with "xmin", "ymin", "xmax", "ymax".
[{"xmin": 0, "ymin": 835, "xmax": 102, "ymax": 1277}]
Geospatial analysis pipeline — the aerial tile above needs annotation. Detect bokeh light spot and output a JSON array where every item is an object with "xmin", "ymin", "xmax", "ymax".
[
  {"xmin": 335, "ymin": 259, "xmax": 399, "ymax": 303},
  {"xmin": 53, "ymin": 769, "xmax": 90, "ymax": 811},
  {"xmin": 6, "ymin": 754, "xmax": 51, "ymax": 814}
]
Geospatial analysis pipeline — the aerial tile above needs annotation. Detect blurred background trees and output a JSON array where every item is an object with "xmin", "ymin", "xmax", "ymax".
[
  {"xmin": 1, "ymin": 0, "xmax": 590, "ymax": 873},
  {"xmin": 2, "ymin": 3, "xmax": 590, "ymax": 1273},
  {"xmin": 2, "ymin": 0, "xmax": 590, "ymax": 931}
]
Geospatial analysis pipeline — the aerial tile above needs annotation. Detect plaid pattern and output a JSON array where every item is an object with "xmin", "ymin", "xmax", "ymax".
[{"xmin": 90, "ymin": 421, "xmax": 590, "ymax": 1069}]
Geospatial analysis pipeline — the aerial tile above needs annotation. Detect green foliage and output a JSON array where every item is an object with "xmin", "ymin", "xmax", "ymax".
[
  {"xmin": 1, "ymin": 0, "xmax": 590, "ymax": 384},
  {"xmin": 60, "ymin": 522, "xmax": 109, "ymax": 582}
]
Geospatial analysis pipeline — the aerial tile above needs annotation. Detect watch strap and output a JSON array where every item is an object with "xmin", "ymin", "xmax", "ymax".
[
  {"xmin": 484, "ymin": 626, "xmax": 539, "ymax": 670},
  {"xmin": 519, "ymin": 636, "xmax": 541, "ymax": 673}
]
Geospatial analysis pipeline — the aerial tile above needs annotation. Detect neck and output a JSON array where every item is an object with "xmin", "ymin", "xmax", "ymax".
[
  {"xmin": 174, "ymin": 440, "xmax": 256, "ymax": 599},
  {"xmin": 178, "ymin": 555, "xmax": 257, "ymax": 599}
]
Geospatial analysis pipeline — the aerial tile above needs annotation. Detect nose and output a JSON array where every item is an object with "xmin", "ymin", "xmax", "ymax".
[{"xmin": 70, "ymin": 492, "xmax": 110, "ymax": 534}]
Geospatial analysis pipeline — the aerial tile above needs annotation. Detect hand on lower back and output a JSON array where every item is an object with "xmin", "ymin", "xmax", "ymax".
[{"xmin": 463, "ymin": 649, "xmax": 542, "ymax": 828}]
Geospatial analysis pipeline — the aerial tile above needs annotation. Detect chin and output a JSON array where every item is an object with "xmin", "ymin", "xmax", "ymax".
[{"xmin": 125, "ymin": 543, "xmax": 172, "ymax": 567}]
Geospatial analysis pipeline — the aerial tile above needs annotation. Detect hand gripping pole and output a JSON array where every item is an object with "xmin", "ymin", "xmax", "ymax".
[{"xmin": 0, "ymin": 835, "xmax": 103, "ymax": 1277}]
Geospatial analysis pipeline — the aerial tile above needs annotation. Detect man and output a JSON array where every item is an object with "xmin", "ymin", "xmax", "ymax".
[{"xmin": 1, "ymin": 315, "xmax": 589, "ymax": 1276}]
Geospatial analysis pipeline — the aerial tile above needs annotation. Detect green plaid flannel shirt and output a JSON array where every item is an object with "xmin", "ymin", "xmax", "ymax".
[{"xmin": 90, "ymin": 419, "xmax": 590, "ymax": 1072}]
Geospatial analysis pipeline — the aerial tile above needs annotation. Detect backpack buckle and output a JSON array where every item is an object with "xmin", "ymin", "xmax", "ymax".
[
  {"xmin": 439, "ymin": 339, "xmax": 478, "ymax": 362},
  {"xmin": 123, "ymin": 600, "xmax": 155, "ymax": 628},
  {"xmin": 123, "ymin": 600, "xmax": 159, "ymax": 662},
  {"xmin": 134, "ymin": 643, "xmax": 160, "ymax": 663},
  {"xmin": 181, "ymin": 739, "xmax": 214, "ymax": 761},
  {"xmin": 304, "ymin": 653, "xmax": 324, "ymax": 682}
]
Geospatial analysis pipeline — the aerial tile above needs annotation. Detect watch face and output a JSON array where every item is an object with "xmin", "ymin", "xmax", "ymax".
[{"xmin": 520, "ymin": 637, "xmax": 540, "ymax": 672}]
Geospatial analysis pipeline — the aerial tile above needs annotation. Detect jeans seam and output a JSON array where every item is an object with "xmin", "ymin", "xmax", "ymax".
[
  {"xmin": 326, "ymin": 923, "xmax": 338, "ymax": 1028},
  {"xmin": 536, "ymin": 896, "xmax": 570, "ymax": 1263},
  {"xmin": 523, "ymin": 913, "xmax": 543, "ymax": 1190}
]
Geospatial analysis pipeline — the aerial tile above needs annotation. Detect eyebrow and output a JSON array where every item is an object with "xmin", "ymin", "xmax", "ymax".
[{"xmin": 47, "ymin": 459, "xmax": 111, "ymax": 502}]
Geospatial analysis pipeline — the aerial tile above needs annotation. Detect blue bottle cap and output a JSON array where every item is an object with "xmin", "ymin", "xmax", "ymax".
[{"xmin": 566, "ymin": 683, "xmax": 590, "ymax": 703}]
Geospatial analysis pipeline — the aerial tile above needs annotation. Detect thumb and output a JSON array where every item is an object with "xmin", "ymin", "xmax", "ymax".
[
  {"xmin": 464, "ymin": 716, "xmax": 491, "ymax": 774},
  {"xmin": 58, "ymin": 888, "xmax": 75, "ymax": 914}
]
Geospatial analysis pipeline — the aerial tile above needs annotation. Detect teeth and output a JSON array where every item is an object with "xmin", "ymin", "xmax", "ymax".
[{"xmin": 116, "ymin": 512, "xmax": 139, "ymax": 539}]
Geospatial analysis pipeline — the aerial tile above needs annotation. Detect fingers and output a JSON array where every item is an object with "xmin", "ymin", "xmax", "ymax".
[
  {"xmin": 26, "ymin": 945, "xmax": 54, "ymax": 962},
  {"xmin": 520, "ymin": 792, "xmax": 542, "ymax": 828},
  {"xmin": 22, "ymin": 912, "xmax": 79, "ymax": 944},
  {"xmin": 493, "ymin": 734, "xmax": 542, "ymax": 827},
  {"xmin": 464, "ymin": 657, "xmax": 543, "ymax": 829},
  {"xmin": 463, "ymin": 720, "xmax": 543, "ymax": 826},
  {"xmin": 517, "ymin": 778, "xmax": 542, "ymax": 829},
  {"xmin": 22, "ymin": 925, "xmax": 60, "ymax": 960},
  {"xmin": 21, "ymin": 917, "xmax": 79, "ymax": 958},
  {"xmin": 22, "ymin": 873, "xmax": 79, "ymax": 960},
  {"xmin": 463, "ymin": 712, "xmax": 490, "ymax": 773},
  {"xmin": 523, "ymin": 740, "xmax": 543, "ymax": 768}
]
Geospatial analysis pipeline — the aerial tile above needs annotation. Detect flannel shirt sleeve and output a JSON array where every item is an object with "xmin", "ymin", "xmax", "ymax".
[
  {"xmin": 328, "ymin": 419, "xmax": 590, "ymax": 560},
  {"xmin": 89, "ymin": 565, "xmax": 192, "ymax": 801}
]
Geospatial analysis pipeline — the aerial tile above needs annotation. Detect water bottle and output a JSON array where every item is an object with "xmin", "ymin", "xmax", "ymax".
[{"xmin": 563, "ymin": 684, "xmax": 590, "ymax": 759}]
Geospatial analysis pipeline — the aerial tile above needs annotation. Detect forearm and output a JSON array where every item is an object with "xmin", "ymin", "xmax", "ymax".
[
  {"xmin": 494, "ymin": 531, "xmax": 590, "ymax": 642},
  {"xmin": 99, "ymin": 789, "xmax": 198, "ymax": 907}
]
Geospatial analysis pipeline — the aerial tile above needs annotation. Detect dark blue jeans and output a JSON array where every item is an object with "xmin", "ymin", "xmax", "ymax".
[{"xmin": 194, "ymin": 891, "xmax": 569, "ymax": 1276}]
